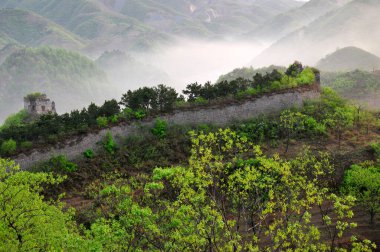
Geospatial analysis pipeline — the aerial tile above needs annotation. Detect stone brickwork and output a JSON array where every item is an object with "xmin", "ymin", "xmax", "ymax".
[
  {"xmin": 24, "ymin": 94, "xmax": 56, "ymax": 116},
  {"xmin": 14, "ymin": 84, "xmax": 320, "ymax": 169}
]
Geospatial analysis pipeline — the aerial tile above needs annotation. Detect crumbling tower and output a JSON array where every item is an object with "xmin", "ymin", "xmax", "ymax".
[{"xmin": 24, "ymin": 93, "xmax": 56, "ymax": 116}]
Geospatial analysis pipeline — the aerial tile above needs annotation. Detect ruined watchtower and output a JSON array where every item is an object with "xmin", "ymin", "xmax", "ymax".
[{"xmin": 24, "ymin": 93, "xmax": 56, "ymax": 116}]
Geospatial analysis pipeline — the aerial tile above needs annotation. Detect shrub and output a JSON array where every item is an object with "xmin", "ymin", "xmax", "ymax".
[
  {"xmin": 20, "ymin": 141, "xmax": 33, "ymax": 149},
  {"xmin": 0, "ymin": 139, "xmax": 17, "ymax": 156},
  {"xmin": 297, "ymin": 67, "xmax": 315, "ymax": 85},
  {"xmin": 151, "ymin": 119, "xmax": 167, "ymax": 139},
  {"xmin": 83, "ymin": 149, "xmax": 95, "ymax": 159},
  {"xmin": 49, "ymin": 155, "xmax": 77, "ymax": 173},
  {"xmin": 370, "ymin": 143, "xmax": 380, "ymax": 159},
  {"xmin": 134, "ymin": 110, "xmax": 146, "ymax": 120},
  {"xmin": 96, "ymin": 116, "xmax": 108, "ymax": 128},
  {"xmin": 121, "ymin": 108, "xmax": 134, "ymax": 120},
  {"xmin": 0, "ymin": 110, "xmax": 28, "ymax": 132},
  {"xmin": 342, "ymin": 164, "xmax": 380, "ymax": 224},
  {"xmin": 103, "ymin": 132, "xmax": 116, "ymax": 154},
  {"xmin": 109, "ymin": 115, "xmax": 119, "ymax": 124},
  {"xmin": 194, "ymin": 97, "xmax": 207, "ymax": 105}
]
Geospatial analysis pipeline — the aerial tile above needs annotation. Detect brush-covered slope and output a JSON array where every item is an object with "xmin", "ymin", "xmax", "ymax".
[
  {"xmin": 0, "ymin": 47, "xmax": 110, "ymax": 121},
  {"xmin": 0, "ymin": 0, "xmax": 166, "ymax": 52},
  {"xmin": 252, "ymin": 0, "xmax": 380, "ymax": 67},
  {"xmin": 317, "ymin": 47, "xmax": 380, "ymax": 72},
  {"xmin": 248, "ymin": 0, "xmax": 350, "ymax": 43},
  {"xmin": 0, "ymin": 9, "xmax": 85, "ymax": 50},
  {"xmin": 322, "ymin": 70, "xmax": 380, "ymax": 109}
]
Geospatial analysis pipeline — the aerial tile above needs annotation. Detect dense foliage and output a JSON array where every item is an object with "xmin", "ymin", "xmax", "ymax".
[
  {"xmin": 2, "ymin": 128, "xmax": 377, "ymax": 251},
  {"xmin": 217, "ymin": 65, "xmax": 286, "ymax": 83},
  {"xmin": 342, "ymin": 162, "xmax": 380, "ymax": 224}
]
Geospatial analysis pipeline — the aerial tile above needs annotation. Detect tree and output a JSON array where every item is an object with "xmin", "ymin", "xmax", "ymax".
[
  {"xmin": 280, "ymin": 110, "xmax": 306, "ymax": 153},
  {"xmin": 81, "ymin": 129, "xmax": 375, "ymax": 251},
  {"xmin": 0, "ymin": 159, "xmax": 81, "ymax": 251},
  {"xmin": 286, "ymin": 61, "xmax": 303, "ymax": 77},
  {"xmin": 183, "ymin": 82, "xmax": 203, "ymax": 102},
  {"xmin": 120, "ymin": 87, "xmax": 157, "ymax": 112},
  {"xmin": 327, "ymin": 107, "xmax": 354, "ymax": 149},
  {"xmin": 154, "ymin": 84, "xmax": 178, "ymax": 112},
  {"xmin": 342, "ymin": 164, "xmax": 380, "ymax": 224}
]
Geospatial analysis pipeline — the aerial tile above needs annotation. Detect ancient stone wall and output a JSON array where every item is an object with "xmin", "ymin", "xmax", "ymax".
[{"xmin": 14, "ymin": 85, "xmax": 320, "ymax": 169}]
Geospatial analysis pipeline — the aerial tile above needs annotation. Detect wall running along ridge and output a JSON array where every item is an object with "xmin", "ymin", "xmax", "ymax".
[{"xmin": 14, "ymin": 84, "xmax": 320, "ymax": 169}]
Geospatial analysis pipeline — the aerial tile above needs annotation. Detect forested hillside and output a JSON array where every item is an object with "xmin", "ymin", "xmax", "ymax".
[
  {"xmin": 0, "ymin": 0, "xmax": 380, "ymax": 250},
  {"xmin": 0, "ymin": 63, "xmax": 379, "ymax": 250},
  {"xmin": 317, "ymin": 47, "xmax": 380, "ymax": 72},
  {"xmin": 322, "ymin": 70, "xmax": 380, "ymax": 108},
  {"xmin": 0, "ymin": 9, "xmax": 84, "ymax": 50},
  {"xmin": 0, "ymin": 47, "xmax": 109, "ymax": 120}
]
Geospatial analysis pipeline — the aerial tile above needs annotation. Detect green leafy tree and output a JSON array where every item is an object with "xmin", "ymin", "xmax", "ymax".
[
  {"xmin": 154, "ymin": 84, "xmax": 178, "ymax": 112},
  {"xmin": 342, "ymin": 164, "xmax": 380, "ymax": 224},
  {"xmin": 327, "ymin": 107, "xmax": 354, "ymax": 149},
  {"xmin": 0, "ymin": 159, "xmax": 81, "ymax": 251},
  {"xmin": 280, "ymin": 110, "xmax": 306, "ymax": 153}
]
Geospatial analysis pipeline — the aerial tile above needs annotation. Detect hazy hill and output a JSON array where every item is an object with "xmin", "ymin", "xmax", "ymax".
[
  {"xmin": 0, "ymin": 9, "xmax": 85, "ymax": 50},
  {"xmin": 100, "ymin": 0, "xmax": 303, "ymax": 37},
  {"xmin": 251, "ymin": 0, "xmax": 380, "ymax": 67},
  {"xmin": 0, "ymin": 0, "xmax": 302, "ymax": 53},
  {"xmin": 0, "ymin": 47, "xmax": 110, "ymax": 121},
  {"xmin": 317, "ymin": 47, "xmax": 380, "ymax": 72},
  {"xmin": 0, "ymin": 1, "xmax": 166, "ymax": 53},
  {"xmin": 248, "ymin": 0, "xmax": 350, "ymax": 43}
]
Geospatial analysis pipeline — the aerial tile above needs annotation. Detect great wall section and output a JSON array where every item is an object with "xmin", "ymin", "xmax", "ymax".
[{"xmin": 14, "ymin": 83, "xmax": 321, "ymax": 169}]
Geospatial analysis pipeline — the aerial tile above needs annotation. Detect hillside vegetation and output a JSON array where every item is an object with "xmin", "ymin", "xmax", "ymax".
[
  {"xmin": 0, "ymin": 47, "xmax": 109, "ymax": 121},
  {"xmin": 0, "ymin": 9, "xmax": 85, "ymax": 50},
  {"xmin": 322, "ymin": 70, "xmax": 380, "ymax": 109},
  {"xmin": 317, "ymin": 47, "xmax": 380, "ymax": 72},
  {"xmin": 1, "ymin": 73, "xmax": 379, "ymax": 250}
]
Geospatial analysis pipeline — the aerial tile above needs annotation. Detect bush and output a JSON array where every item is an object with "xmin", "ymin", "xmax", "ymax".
[
  {"xmin": 109, "ymin": 115, "xmax": 119, "ymax": 124},
  {"xmin": 0, "ymin": 139, "xmax": 17, "ymax": 156},
  {"xmin": 194, "ymin": 97, "xmax": 207, "ymax": 105},
  {"xmin": 151, "ymin": 119, "xmax": 167, "ymax": 139},
  {"xmin": 121, "ymin": 108, "xmax": 134, "ymax": 120},
  {"xmin": 96, "ymin": 116, "xmax": 108, "ymax": 128},
  {"xmin": 342, "ymin": 164, "xmax": 380, "ymax": 224},
  {"xmin": 49, "ymin": 155, "xmax": 78, "ymax": 173},
  {"xmin": 134, "ymin": 110, "xmax": 146, "ymax": 120},
  {"xmin": 0, "ymin": 110, "xmax": 28, "ymax": 132},
  {"xmin": 20, "ymin": 141, "xmax": 33, "ymax": 149},
  {"xmin": 103, "ymin": 132, "xmax": 116, "ymax": 154},
  {"xmin": 370, "ymin": 143, "xmax": 380, "ymax": 159},
  {"xmin": 83, "ymin": 149, "xmax": 95, "ymax": 159}
]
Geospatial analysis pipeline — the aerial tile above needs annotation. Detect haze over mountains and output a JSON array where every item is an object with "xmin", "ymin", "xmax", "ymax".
[
  {"xmin": 252, "ymin": 0, "xmax": 380, "ymax": 66},
  {"xmin": 0, "ymin": 0, "xmax": 379, "ymax": 121}
]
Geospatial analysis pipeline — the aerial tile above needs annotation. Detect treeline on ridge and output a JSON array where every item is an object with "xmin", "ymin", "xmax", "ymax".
[{"xmin": 0, "ymin": 62, "xmax": 317, "ymax": 156}]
